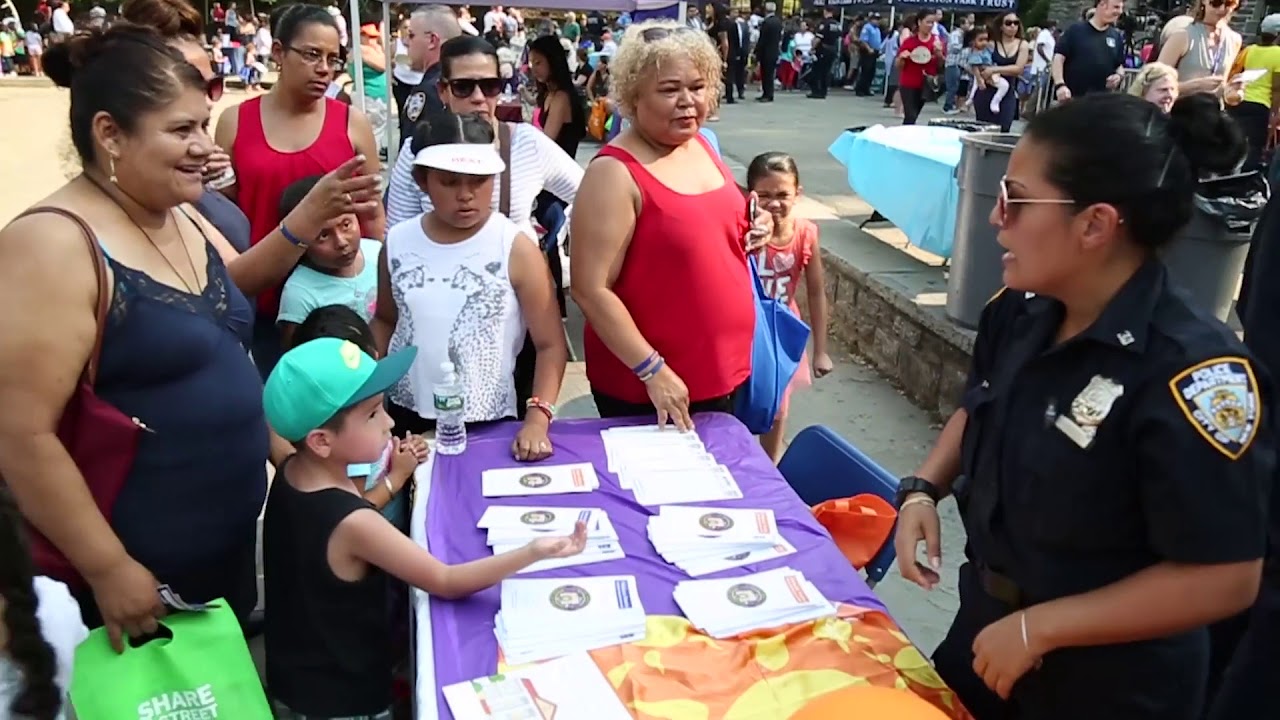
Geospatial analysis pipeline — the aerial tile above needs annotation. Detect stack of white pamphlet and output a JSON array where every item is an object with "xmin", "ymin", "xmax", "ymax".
[
  {"xmin": 481, "ymin": 463, "xmax": 599, "ymax": 498},
  {"xmin": 673, "ymin": 567, "xmax": 835, "ymax": 639},
  {"xmin": 648, "ymin": 506, "xmax": 797, "ymax": 576},
  {"xmin": 495, "ymin": 575, "xmax": 647, "ymax": 665},
  {"xmin": 477, "ymin": 505, "xmax": 625, "ymax": 573},
  {"xmin": 600, "ymin": 426, "xmax": 744, "ymax": 505},
  {"xmin": 442, "ymin": 651, "xmax": 631, "ymax": 720}
]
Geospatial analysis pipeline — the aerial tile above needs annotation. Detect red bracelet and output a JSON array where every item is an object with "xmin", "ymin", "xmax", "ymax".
[{"xmin": 525, "ymin": 397, "xmax": 555, "ymax": 422}]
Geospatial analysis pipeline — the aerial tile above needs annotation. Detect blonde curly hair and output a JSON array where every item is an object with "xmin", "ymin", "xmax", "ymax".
[
  {"xmin": 1128, "ymin": 62, "xmax": 1178, "ymax": 99},
  {"xmin": 609, "ymin": 20, "xmax": 724, "ymax": 119}
]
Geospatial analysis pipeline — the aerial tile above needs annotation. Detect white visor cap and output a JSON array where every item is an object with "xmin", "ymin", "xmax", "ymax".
[{"xmin": 413, "ymin": 143, "xmax": 507, "ymax": 176}]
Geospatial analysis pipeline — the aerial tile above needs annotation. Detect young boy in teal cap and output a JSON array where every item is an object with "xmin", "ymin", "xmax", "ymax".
[{"xmin": 262, "ymin": 338, "xmax": 587, "ymax": 720}]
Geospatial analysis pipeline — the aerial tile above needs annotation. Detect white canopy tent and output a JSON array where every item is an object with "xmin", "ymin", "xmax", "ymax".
[{"xmin": 344, "ymin": 0, "xmax": 688, "ymax": 167}]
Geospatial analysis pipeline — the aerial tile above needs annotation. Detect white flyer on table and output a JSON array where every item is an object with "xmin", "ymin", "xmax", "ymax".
[
  {"xmin": 628, "ymin": 465, "xmax": 744, "ymax": 506},
  {"xmin": 477, "ymin": 506, "xmax": 600, "ymax": 531},
  {"xmin": 442, "ymin": 651, "xmax": 632, "ymax": 720},
  {"xmin": 481, "ymin": 463, "xmax": 599, "ymax": 498},
  {"xmin": 678, "ymin": 540, "xmax": 798, "ymax": 577},
  {"xmin": 649, "ymin": 506, "xmax": 780, "ymax": 543}
]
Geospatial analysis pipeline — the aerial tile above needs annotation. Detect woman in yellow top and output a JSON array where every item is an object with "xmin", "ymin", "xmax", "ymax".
[{"xmin": 1226, "ymin": 13, "xmax": 1280, "ymax": 169}]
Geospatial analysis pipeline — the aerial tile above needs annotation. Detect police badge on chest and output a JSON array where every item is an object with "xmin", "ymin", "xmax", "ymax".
[{"xmin": 1051, "ymin": 375, "xmax": 1125, "ymax": 449}]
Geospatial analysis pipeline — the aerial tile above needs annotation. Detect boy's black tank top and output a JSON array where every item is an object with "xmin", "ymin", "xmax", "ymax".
[{"xmin": 263, "ymin": 464, "xmax": 392, "ymax": 716}]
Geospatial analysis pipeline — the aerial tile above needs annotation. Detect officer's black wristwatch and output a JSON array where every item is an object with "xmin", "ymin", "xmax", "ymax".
[{"xmin": 895, "ymin": 476, "xmax": 942, "ymax": 508}]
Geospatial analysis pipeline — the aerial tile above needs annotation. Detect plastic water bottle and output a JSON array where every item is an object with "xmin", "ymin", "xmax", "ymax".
[{"xmin": 434, "ymin": 361, "xmax": 467, "ymax": 455}]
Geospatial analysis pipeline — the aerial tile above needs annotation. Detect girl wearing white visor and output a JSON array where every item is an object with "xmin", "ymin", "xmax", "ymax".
[{"xmin": 373, "ymin": 110, "xmax": 569, "ymax": 462}]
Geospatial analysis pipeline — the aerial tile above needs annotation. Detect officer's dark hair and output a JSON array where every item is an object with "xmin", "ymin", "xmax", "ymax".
[
  {"xmin": 292, "ymin": 304, "xmax": 377, "ymax": 355},
  {"xmin": 274, "ymin": 3, "xmax": 339, "ymax": 47},
  {"xmin": 439, "ymin": 34, "xmax": 499, "ymax": 79},
  {"xmin": 1024, "ymin": 92, "xmax": 1245, "ymax": 251}
]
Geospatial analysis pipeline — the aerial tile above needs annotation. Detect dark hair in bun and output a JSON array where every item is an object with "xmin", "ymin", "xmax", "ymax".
[
  {"xmin": 119, "ymin": 0, "xmax": 204, "ymax": 39},
  {"xmin": 44, "ymin": 24, "xmax": 206, "ymax": 164},
  {"xmin": 1024, "ymin": 91, "xmax": 1244, "ymax": 251}
]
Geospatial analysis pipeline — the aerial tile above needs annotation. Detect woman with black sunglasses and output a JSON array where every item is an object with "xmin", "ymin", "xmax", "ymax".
[
  {"xmin": 893, "ymin": 92, "xmax": 1267, "ymax": 720},
  {"xmin": 973, "ymin": 11, "xmax": 1028, "ymax": 133}
]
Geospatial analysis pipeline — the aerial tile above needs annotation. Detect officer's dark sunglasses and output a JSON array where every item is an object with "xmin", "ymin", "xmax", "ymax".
[
  {"xmin": 447, "ymin": 77, "xmax": 505, "ymax": 99},
  {"xmin": 996, "ymin": 176, "xmax": 1074, "ymax": 227},
  {"xmin": 641, "ymin": 26, "xmax": 699, "ymax": 41}
]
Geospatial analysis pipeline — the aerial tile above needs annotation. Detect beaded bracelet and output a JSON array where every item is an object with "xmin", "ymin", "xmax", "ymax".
[{"xmin": 525, "ymin": 396, "xmax": 556, "ymax": 422}]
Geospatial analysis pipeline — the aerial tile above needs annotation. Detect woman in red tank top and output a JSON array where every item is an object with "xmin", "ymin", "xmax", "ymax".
[
  {"xmin": 570, "ymin": 20, "xmax": 774, "ymax": 430},
  {"xmin": 214, "ymin": 4, "xmax": 384, "ymax": 375}
]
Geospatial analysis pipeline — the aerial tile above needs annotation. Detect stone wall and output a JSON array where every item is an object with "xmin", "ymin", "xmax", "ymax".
[{"xmin": 807, "ymin": 247, "xmax": 975, "ymax": 420}]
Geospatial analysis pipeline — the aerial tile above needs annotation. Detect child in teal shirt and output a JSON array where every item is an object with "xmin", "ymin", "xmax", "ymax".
[{"xmin": 277, "ymin": 175, "xmax": 382, "ymax": 349}]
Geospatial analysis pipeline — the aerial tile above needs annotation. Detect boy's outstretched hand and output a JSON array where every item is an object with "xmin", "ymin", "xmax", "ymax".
[{"xmin": 528, "ymin": 521, "xmax": 589, "ymax": 559}]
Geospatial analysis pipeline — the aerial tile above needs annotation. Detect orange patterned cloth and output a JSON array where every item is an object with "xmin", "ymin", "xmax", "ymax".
[{"xmin": 524, "ymin": 603, "xmax": 971, "ymax": 719}]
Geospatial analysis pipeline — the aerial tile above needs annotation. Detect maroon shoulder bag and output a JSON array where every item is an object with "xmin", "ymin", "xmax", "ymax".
[{"xmin": 13, "ymin": 207, "xmax": 142, "ymax": 589}]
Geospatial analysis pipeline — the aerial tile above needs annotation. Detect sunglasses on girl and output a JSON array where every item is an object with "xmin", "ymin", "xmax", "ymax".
[
  {"xmin": 206, "ymin": 75, "xmax": 225, "ymax": 102},
  {"xmin": 447, "ymin": 77, "xmax": 504, "ymax": 99},
  {"xmin": 1004, "ymin": 18, "xmax": 1021, "ymax": 26},
  {"xmin": 1207, "ymin": 0, "xmax": 1239, "ymax": 8},
  {"xmin": 996, "ymin": 176, "xmax": 1074, "ymax": 227}
]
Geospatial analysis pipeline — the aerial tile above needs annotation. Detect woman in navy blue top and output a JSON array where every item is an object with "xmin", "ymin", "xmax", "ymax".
[{"xmin": 0, "ymin": 24, "xmax": 380, "ymax": 645}]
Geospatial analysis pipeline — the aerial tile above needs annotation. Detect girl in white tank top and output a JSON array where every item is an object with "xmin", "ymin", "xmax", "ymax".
[{"xmin": 373, "ymin": 111, "xmax": 568, "ymax": 462}]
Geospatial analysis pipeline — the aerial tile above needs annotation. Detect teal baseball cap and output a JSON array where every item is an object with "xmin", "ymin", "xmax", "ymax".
[{"xmin": 264, "ymin": 338, "xmax": 418, "ymax": 442}]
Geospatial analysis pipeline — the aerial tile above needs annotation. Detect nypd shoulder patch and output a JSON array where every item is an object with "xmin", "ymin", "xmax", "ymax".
[
  {"xmin": 405, "ymin": 92, "xmax": 426, "ymax": 122},
  {"xmin": 1168, "ymin": 356, "xmax": 1261, "ymax": 460}
]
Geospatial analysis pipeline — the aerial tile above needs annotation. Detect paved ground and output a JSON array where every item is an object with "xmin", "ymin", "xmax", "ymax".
[{"xmin": 0, "ymin": 83, "xmax": 965, "ymax": 653}]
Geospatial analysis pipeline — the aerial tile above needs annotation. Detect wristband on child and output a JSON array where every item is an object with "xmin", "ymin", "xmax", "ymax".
[
  {"xmin": 384, "ymin": 476, "xmax": 395, "ymax": 496},
  {"xmin": 632, "ymin": 351, "xmax": 661, "ymax": 377},
  {"xmin": 639, "ymin": 358, "xmax": 665, "ymax": 383},
  {"xmin": 525, "ymin": 397, "xmax": 556, "ymax": 422}
]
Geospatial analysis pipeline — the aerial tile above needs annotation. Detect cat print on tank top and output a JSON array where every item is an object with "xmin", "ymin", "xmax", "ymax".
[{"xmin": 446, "ymin": 262, "xmax": 512, "ymax": 419}]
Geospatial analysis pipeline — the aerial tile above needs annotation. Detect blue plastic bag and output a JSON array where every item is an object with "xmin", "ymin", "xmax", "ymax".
[{"xmin": 734, "ymin": 254, "xmax": 811, "ymax": 434}]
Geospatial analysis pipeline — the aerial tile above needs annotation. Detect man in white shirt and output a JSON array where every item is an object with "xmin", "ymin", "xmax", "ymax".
[
  {"xmin": 1030, "ymin": 20, "xmax": 1057, "ymax": 112},
  {"xmin": 50, "ymin": 1, "xmax": 73, "ymax": 41},
  {"xmin": 483, "ymin": 5, "xmax": 505, "ymax": 34}
]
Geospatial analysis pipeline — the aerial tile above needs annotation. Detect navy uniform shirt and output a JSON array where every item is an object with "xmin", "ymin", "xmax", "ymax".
[
  {"xmin": 959, "ymin": 259, "xmax": 1274, "ymax": 606},
  {"xmin": 398, "ymin": 62, "xmax": 444, "ymax": 147},
  {"xmin": 816, "ymin": 18, "xmax": 843, "ymax": 55}
]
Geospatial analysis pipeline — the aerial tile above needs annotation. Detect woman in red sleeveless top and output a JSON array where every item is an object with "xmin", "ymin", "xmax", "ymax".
[
  {"xmin": 570, "ymin": 20, "xmax": 773, "ymax": 430},
  {"xmin": 214, "ymin": 4, "xmax": 383, "ymax": 376}
]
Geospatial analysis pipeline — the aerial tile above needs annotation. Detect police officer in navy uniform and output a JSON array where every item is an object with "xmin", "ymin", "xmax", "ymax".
[
  {"xmin": 892, "ymin": 92, "xmax": 1275, "ymax": 720},
  {"xmin": 809, "ymin": 7, "xmax": 843, "ymax": 99}
]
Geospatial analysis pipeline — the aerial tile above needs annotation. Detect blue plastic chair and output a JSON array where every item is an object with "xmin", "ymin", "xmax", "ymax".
[{"xmin": 777, "ymin": 425, "xmax": 901, "ymax": 586}]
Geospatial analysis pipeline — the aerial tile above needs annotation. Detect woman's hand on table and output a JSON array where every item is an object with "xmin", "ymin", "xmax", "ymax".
[
  {"xmin": 813, "ymin": 352, "xmax": 834, "ymax": 379},
  {"xmin": 512, "ymin": 419, "xmax": 553, "ymax": 462},
  {"xmin": 85, "ymin": 555, "xmax": 167, "ymax": 653},
  {"xmin": 646, "ymin": 365, "xmax": 694, "ymax": 432},
  {"xmin": 893, "ymin": 496, "xmax": 942, "ymax": 590},
  {"xmin": 527, "ymin": 520, "xmax": 588, "ymax": 558},
  {"xmin": 744, "ymin": 191, "xmax": 774, "ymax": 253},
  {"xmin": 972, "ymin": 609, "xmax": 1045, "ymax": 699}
]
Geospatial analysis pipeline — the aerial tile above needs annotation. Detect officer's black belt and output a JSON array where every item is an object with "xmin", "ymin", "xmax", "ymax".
[{"xmin": 978, "ymin": 566, "xmax": 1025, "ymax": 609}]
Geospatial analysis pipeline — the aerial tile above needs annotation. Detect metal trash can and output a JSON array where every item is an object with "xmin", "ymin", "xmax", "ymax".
[
  {"xmin": 928, "ymin": 118, "xmax": 1000, "ymax": 133},
  {"xmin": 1160, "ymin": 172, "xmax": 1268, "ymax": 322},
  {"xmin": 1161, "ymin": 216, "xmax": 1251, "ymax": 322},
  {"xmin": 946, "ymin": 132, "xmax": 1020, "ymax": 329}
]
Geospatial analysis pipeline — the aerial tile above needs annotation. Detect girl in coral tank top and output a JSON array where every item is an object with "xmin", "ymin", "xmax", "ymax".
[
  {"xmin": 746, "ymin": 152, "xmax": 834, "ymax": 462},
  {"xmin": 214, "ymin": 4, "xmax": 384, "ymax": 377}
]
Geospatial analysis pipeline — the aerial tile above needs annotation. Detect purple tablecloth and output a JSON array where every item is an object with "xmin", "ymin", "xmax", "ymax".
[{"xmin": 424, "ymin": 413, "xmax": 890, "ymax": 720}]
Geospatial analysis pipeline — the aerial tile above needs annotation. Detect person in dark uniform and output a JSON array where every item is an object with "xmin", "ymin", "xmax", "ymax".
[
  {"xmin": 396, "ymin": 5, "xmax": 462, "ymax": 148},
  {"xmin": 1206, "ymin": 171, "xmax": 1280, "ymax": 719},
  {"xmin": 892, "ymin": 92, "xmax": 1274, "ymax": 720},
  {"xmin": 809, "ymin": 7, "xmax": 842, "ymax": 99},
  {"xmin": 755, "ymin": 1, "xmax": 782, "ymax": 102}
]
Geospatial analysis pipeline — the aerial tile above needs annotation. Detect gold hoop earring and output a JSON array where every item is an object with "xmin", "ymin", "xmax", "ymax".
[{"xmin": 109, "ymin": 156, "xmax": 118, "ymax": 184}]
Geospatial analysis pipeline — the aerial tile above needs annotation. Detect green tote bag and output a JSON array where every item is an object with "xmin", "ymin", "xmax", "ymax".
[{"xmin": 70, "ymin": 600, "xmax": 272, "ymax": 720}]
